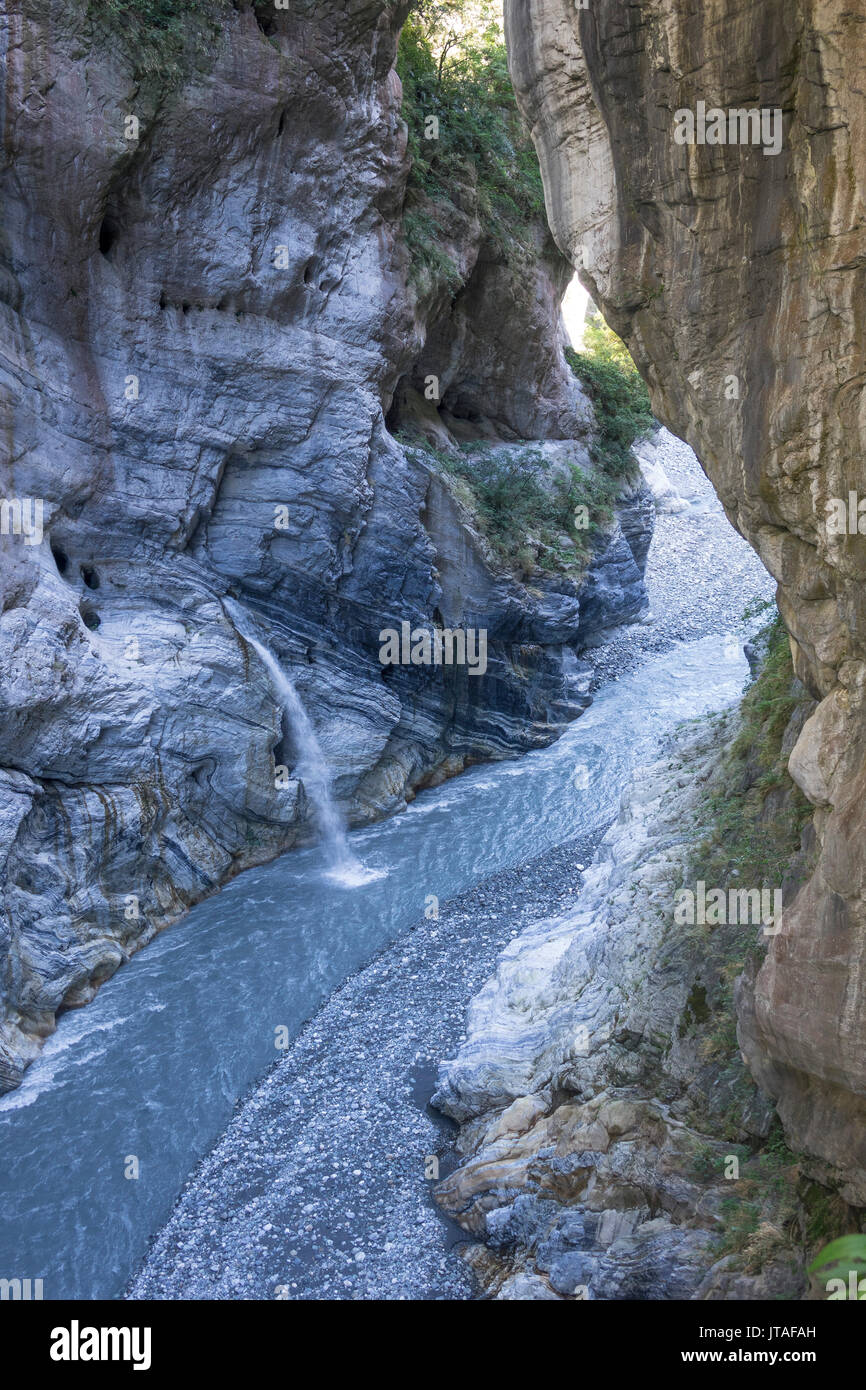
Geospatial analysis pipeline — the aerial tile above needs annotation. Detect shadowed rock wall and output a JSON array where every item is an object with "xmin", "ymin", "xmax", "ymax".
[{"xmin": 505, "ymin": 0, "xmax": 866, "ymax": 1197}]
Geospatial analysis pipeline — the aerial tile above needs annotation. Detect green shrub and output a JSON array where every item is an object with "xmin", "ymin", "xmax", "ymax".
[
  {"xmin": 397, "ymin": 2, "xmax": 546, "ymax": 282},
  {"xmin": 400, "ymin": 312, "xmax": 654, "ymax": 578},
  {"xmin": 566, "ymin": 315, "xmax": 656, "ymax": 478},
  {"xmin": 809, "ymin": 1235, "xmax": 866, "ymax": 1298},
  {"xmin": 86, "ymin": 0, "xmax": 231, "ymax": 77},
  {"xmin": 699, "ymin": 613, "xmax": 813, "ymax": 889},
  {"xmin": 674, "ymin": 612, "xmax": 814, "ymax": 1079},
  {"xmin": 711, "ymin": 1126, "xmax": 862, "ymax": 1283},
  {"xmin": 715, "ymin": 1129, "xmax": 801, "ymax": 1272},
  {"xmin": 403, "ymin": 439, "xmax": 624, "ymax": 579},
  {"xmin": 402, "ymin": 209, "xmax": 462, "ymax": 294}
]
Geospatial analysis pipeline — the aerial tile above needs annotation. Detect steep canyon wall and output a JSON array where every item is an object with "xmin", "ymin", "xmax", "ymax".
[
  {"xmin": 0, "ymin": 1, "xmax": 651, "ymax": 1086},
  {"xmin": 504, "ymin": 0, "xmax": 866, "ymax": 1196}
]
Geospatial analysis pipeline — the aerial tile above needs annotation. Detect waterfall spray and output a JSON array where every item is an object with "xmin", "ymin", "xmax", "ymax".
[{"xmin": 226, "ymin": 600, "xmax": 375, "ymax": 886}]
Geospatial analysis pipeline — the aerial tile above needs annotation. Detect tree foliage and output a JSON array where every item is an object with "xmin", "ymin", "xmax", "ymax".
[
  {"xmin": 397, "ymin": 1, "xmax": 546, "ymax": 275},
  {"xmin": 567, "ymin": 314, "xmax": 656, "ymax": 478}
]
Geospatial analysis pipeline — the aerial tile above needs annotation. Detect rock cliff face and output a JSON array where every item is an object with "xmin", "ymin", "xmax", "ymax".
[
  {"xmin": 505, "ymin": 0, "xmax": 866, "ymax": 1196},
  {"xmin": 0, "ymin": 1, "xmax": 652, "ymax": 1088}
]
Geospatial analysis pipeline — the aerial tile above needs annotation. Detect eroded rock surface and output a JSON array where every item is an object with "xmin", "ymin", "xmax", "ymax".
[
  {"xmin": 505, "ymin": 0, "xmax": 866, "ymax": 1194},
  {"xmin": 0, "ymin": 3, "xmax": 652, "ymax": 1087}
]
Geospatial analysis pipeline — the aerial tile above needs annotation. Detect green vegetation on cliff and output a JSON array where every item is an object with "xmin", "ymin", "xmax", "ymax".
[
  {"xmin": 397, "ymin": 1, "xmax": 546, "ymax": 284},
  {"xmin": 698, "ymin": 611, "xmax": 814, "ymax": 892},
  {"xmin": 567, "ymin": 314, "xmax": 656, "ymax": 478},
  {"xmin": 674, "ymin": 610, "xmax": 813, "ymax": 1087},
  {"xmin": 675, "ymin": 613, "xmax": 861, "ymax": 1287},
  {"xmin": 401, "ymin": 315, "xmax": 654, "ymax": 579},
  {"xmin": 409, "ymin": 441, "xmax": 619, "ymax": 578},
  {"xmin": 86, "ymin": 1, "xmax": 314, "ymax": 78},
  {"xmin": 86, "ymin": 0, "xmax": 230, "ymax": 76},
  {"xmin": 401, "ymin": 317, "xmax": 654, "ymax": 578}
]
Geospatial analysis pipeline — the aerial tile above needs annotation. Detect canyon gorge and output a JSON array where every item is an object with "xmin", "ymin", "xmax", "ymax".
[
  {"xmin": 0, "ymin": 0, "xmax": 865, "ymax": 1307},
  {"xmin": 0, "ymin": 0, "xmax": 652, "ymax": 1089}
]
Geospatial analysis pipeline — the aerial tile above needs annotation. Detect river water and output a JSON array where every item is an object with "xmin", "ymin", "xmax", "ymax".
[{"xmin": 0, "ymin": 633, "xmax": 747, "ymax": 1300}]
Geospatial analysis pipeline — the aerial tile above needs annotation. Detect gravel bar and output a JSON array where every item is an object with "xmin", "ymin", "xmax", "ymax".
[{"xmin": 587, "ymin": 428, "xmax": 775, "ymax": 688}]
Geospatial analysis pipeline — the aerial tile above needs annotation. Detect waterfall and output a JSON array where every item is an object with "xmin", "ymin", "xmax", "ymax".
[{"xmin": 226, "ymin": 601, "xmax": 372, "ymax": 886}]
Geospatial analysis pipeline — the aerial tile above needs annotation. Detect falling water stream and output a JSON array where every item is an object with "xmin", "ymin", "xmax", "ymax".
[
  {"xmin": 229, "ymin": 611, "xmax": 373, "ymax": 887},
  {"xmin": 0, "ymin": 632, "xmax": 749, "ymax": 1299}
]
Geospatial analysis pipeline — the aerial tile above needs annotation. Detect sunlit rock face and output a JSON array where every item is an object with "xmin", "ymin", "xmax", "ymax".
[
  {"xmin": 505, "ymin": 0, "xmax": 866, "ymax": 1194},
  {"xmin": 0, "ymin": 1, "xmax": 651, "ymax": 1087}
]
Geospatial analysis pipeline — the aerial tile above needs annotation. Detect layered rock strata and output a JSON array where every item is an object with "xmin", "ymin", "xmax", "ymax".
[{"xmin": 0, "ymin": 2, "xmax": 651, "ymax": 1086}]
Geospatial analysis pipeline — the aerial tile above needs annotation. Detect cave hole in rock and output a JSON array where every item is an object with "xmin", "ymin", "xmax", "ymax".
[
  {"xmin": 385, "ymin": 373, "xmax": 450, "ymax": 444},
  {"xmin": 81, "ymin": 606, "xmax": 100, "ymax": 631},
  {"xmin": 273, "ymin": 715, "xmax": 291, "ymax": 771},
  {"xmin": 80, "ymin": 565, "xmax": 100, "ymax": 590},
  {"xmin": 51, "ymin": 545, "xmax": 69, "ymax": 575},
  {"xmin": 191, "ymin": 761, "xmax": 216, "ymax": 794},
  {"xmin": 252, "ymin": 3, "xmax": 278, "ymax": 37},
  {"xmin": 384, "ymin": 380, "xmax": 405, "ymax": 435},
  {"xmin": 444, "ymin": 398, "xmax": 484, "ymax": 431},
  {"xmin": 98, "ymin": 215, "xmax": 120, "ymax": 258}
]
